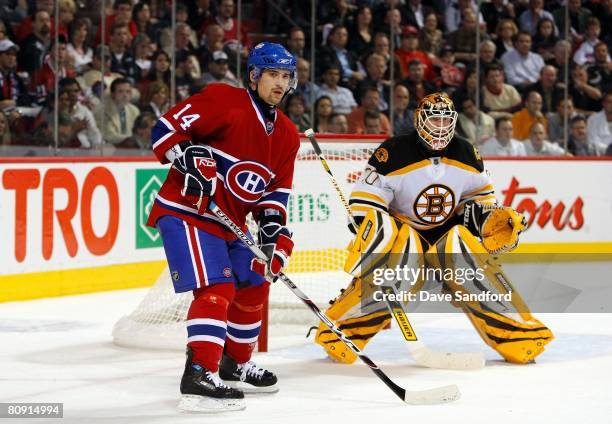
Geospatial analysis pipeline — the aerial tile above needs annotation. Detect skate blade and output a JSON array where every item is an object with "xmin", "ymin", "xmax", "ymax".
[
  {"xmin": 225, "ymin": 380, "xmax": 279, "ymax": 394},
  {"xmin": 178, "ymin": 394, "xmax": 246, "ymax": 413}
]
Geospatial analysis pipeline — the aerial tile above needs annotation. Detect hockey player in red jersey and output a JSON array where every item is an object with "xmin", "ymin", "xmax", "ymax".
[{"xmin": 147, "ymin": 42, "xmax": 300, "ymax": 413}]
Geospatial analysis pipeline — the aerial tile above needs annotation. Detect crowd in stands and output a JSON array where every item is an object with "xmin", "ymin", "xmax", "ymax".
[{"xmin": 0, "ymin": 0, "xmax": 610, "ymax": 156}]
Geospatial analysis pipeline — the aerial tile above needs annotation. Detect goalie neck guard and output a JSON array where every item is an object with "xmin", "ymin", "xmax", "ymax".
[{"xmin": 414, "ymin": 92, "xmax": 458, "ymax": 151}]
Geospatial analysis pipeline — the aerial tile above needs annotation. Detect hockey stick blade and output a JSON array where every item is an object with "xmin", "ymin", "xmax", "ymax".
[{"xmin": 209, "ymin": 201, "xmax": 460, "ymax": 405}]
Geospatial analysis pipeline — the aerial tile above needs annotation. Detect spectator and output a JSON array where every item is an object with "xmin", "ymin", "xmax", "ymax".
[
  {"xmin": 519, "ymin": 0, "xmax": 557, "ymax": 36},
  {"xmin": 501, "ymin": 31, "xmax": 545, "ymax": 90},
  {"xmin": 285, "ymin": 27, "xmax": 308, "ymax": 59},
  {"xmin": 389, "ymin": 83, "xmax": 414, "ymax": 136},
  {"xmin": 199, "ymin": 50, "xmax": 240, "ymax": 88},
  {"xmin": 94, "ymin": 77, "xmax": 140, "ymax": 145},
  {"xmin": 524, "ymin": 122, "xmax": 566, "ymax": 156},
  {"xmin": 328, "ymin": 112, "xmax": 349, "ymax": 134},
  {"xmin": 132, "ymin": 33, "xmax": 153, "ymax": 81},
  {"xmin": 568, "ymin": 115, "xmax": 600, "ymax": 156},
  {"xmin": 482, "ymin": 64, "xmax": 522, "ymax": 119},
  {"xmin": 405, "ymin": 0, "xmax": 434, "ymax": 30},
  {"xmin": 201, "ymin": 0, "xmax": 250, "ymax": 55},
  {"xmin": 167, "ymin": 22, "xmax": 198, "ymax": 58},
  {"xmin": 140, "ymin": 50, "xmax": 171, "ymax": 94},
  {"xmin": 569, "ymin": 64, "xmax": 602, "ymax": 113},
  {"xmin": 57, "ymin": 0, "xmax": 76, "ymax": 40},
  {"xmin": 95, "ymin": 0, "xmax": 137, "ymax": 46},
  {"xmin": 395, "ymin": 26, "xmax": 434, "ymax": 82},
  {"xmin": 401, "ymin": 60, "xmax": 436, "ymax": 108},
  {"xmin": 587, "ymin": 43, "xmax": 612, "ymax": 94},
  {"xmin": 364, "ymin": 109, "xmax": 384, "ymax": 134},
  {"xmin": 512, "ymin": 91, "xmax": 547, "ymax": 140},
  {"xmin": 119, "ymin": 111, "xmax": 157, "ymax": 149},
  {"xmin": 347, "ymin": 86, "xmax": 391, "ymax": 135},
  {"xmin": 452, "ymin": 67, "xmax": 481, "ymax": 108},
  {"xmin": 295, "ymin": 58, "xmax": 319, "ymax": 113},
  {"xmin": 313, "ymin": 95, "xmax": 333, "ymax": 133},
  {"xmin": 317, "ymin": 64, "xmax": 357, "ymax": 115},
  {"xmin": 58, "ymin": 77, "xmax": 102, "ymax": 148},
  {"xmin": 457, "ymin": 97, "xmax": 495, "ymax": 145},
  {"xmin": 0, "ymin": 40, "xmax": 37, "ymax": 119},
  {"xmin": 481, "ymin": 0, "xmax": 515, "ymax": 36},
  {"xmin": 447, "ymin": 9, "xmax": 489, "ymax": 65},
  {"xmin": 379, "ymin": 7, "xmax": 403, "ymax": 49},
  {"xmin": 526, "ymin": 65, "xmax": 563, "ymax": 114},
  {"xmin": 573, "ymin": 17, "xmax": 604, "ymax": 66},
  {"xmin": 480, "ymin": 116, "xmax": 528, "ymax": 156},
  {"xmin": 445, "ymin": 0, "xmax": 482, "ymax": 34},
  {"xmin": 78, "ymin": 46, "xmax": 123, "ymax": 104},
  {"xmin": 141, "ymin": 81, "xmax": 170, "ymax": 118},
  {"xmin": 109, "ymin": 23, "xmax": 137, "ymax": 81},
  {"xmin": 132, "ymin": 2, "xmax": 156, "ymax": 42},
  {"xmin": 175, "ymin": 53, "xmax": 201, "ymax": 100},
  {"xmin": 15, "ymin": 0, "xmax": 54, "ymax": 43},
  {"xmin": 284, "ymin": 93, "xmax": 311, "ymax": 132},
  {"xmin": 586, "ymin": 93, "xmax": 612, "ymax": 151},
  {"xmin": 318, "ymin": 0, "xmax": 354, "ymax": 26},
  {"xmin": 187, "ymin": 0, "xmax": 214, "ymax": 31},
  {"xmin": 436, "ymin": 46, "xmax": 465, "ymax": 92},
  {"xmin": 478, "ymin": 40, "xmax": 499, "ymax": 70},
  {"xmin": 356, "ymin": 53, "xmax": 390, "ymax": 111},
  {"xmin": 197, "ymin": 24, "xmax": 225, "ymax": 71},
  {"xmin": 371, "ymin": 33, "xmax": 403, "ymax": 82},
  {"xmin": 18, "ymin": 9, "xmax": 51, "ymax": 76},
  {"xmin": 347, "ymin": 5, "xmax": 374, "ymax": 59},
  {"xmin": 494, "ymin": 19, "xmax": 519, "ymax": 59},
  {"xmin": 31, "ymin": 35, "xmax": 75, "ymax": 106},
  {"xmin": 553, "ymin": 0, "xmax": 591, "ymax": 41},
  {"xmin": 532, "ymin": 17, "xmax": 558, "ymax": 61},
  {"xmin": 547, "ymin": 40, "xmax": 572, "ymax": 83},
  {"xmin": 547, "ymin": 97, "xmax": 577, "ymax": 144},
  {"xmin": 418, "ymin": 12, "xmax": 443, "ymax": 58},
  {"xmin": 316, "ymin": 24, "xmax": 364, "ymax": 87},
  {"xmin": 67, "ymin": 17, "xmax": 92, "ymax": 73}
]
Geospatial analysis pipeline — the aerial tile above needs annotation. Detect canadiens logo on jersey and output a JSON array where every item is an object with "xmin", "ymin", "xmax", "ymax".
[
  {"xmin": 226, "ymin": 161, "xmax": 274, "ymax": 203},
  {"xmin": 414, "ymin": 184, "xmax": 456, "ymax": 224}
]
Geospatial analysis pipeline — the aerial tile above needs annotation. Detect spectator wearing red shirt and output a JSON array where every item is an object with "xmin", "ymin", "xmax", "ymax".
[
  {"xmin": 395, "ymin": 26, "xmax": 434, "ymax": 82},
  {"xmin": 94, "ymin": 0, "xmax": 138, "ymax": 47},
  {"xmin": 201, "ymin": 0, "xmax": 250, "ymax": 56},
  {"xmin": 31, "ymin": 35, "xmax": 75, "ymax": 106}
]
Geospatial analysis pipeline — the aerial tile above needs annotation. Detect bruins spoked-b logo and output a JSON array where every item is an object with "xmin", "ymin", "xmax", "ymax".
[{"xmin": 413, "ymin": 184, "xmax": 455, "ymax": 224}]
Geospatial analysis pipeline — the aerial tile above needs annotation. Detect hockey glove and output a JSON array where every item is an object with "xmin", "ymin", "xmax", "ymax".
[
  {"xmin": 463, "ymin": 201, "xmax": 527, "ymax": 254},
  {"xmin": 173, "ymin": 145, "xmax": 217, "ymax": 215},
  {"xmin": 251, "ymin": 210, "xmax": 294, "ymax": 280}
]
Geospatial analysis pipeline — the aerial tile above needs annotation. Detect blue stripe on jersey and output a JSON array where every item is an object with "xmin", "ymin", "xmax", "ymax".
[
  {"xmin": 258, "ymin": 190, "xmax": 289, "ymax": 205},
  {"xmin": 151, "ymin": 120, "xmax": 172, "ymax": 149},
  {"xmin": 187, "ymin": 324, "xmax": 227, "ymax": 340},
  {"xmin": 226, "ymin": 325, "xmax": 261, "ymax": 341}
]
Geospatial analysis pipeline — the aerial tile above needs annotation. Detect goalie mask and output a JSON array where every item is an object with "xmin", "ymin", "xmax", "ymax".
[{"xmin": 414, "ymin": 92, "xmax": 458, "ymax": 151}]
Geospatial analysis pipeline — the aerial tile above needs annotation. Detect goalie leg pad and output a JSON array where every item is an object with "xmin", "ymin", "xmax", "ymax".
[
  {"xmin": 314, "ymin": 278, "xmax": 391, "ymax": 364},
  {"xmin": 428, "ymin": 225, "xmax": 554, "ymax": 364}
]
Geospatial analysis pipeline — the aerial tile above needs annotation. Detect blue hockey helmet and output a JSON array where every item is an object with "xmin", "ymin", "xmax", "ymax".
[{"xmin": 247, "ymin": 42, "xmax": 297, "ymax": 91}]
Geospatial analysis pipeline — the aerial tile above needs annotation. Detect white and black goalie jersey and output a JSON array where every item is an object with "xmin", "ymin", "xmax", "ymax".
[{"xmin": 350, "ymin": 132, "xmax": 496, "ymax": 233}]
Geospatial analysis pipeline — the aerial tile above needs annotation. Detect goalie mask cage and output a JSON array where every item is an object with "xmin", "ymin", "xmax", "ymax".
[{"xmin": 112, "ymin": 135, "xmax": 384, "ymax": 351}]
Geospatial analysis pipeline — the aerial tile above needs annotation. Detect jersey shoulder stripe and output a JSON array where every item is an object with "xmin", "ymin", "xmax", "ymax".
[{"xmin": 367, "ymin": 133, "xmax": 428, "ymax": 176}]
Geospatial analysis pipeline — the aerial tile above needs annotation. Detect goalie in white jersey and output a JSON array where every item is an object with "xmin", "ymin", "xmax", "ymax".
[{"xmin": 315, "ymin": 93, "xmax": 554, "ymax": 364}]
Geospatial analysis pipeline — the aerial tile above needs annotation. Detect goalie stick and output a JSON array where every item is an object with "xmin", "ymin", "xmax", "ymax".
[
  {"xmin": 304, "ymin": 128, "xmax": 485, "ymax": 370},
  {"xmin": 208, "ymin": 201, "xmax": 460, "ymax": 405}
]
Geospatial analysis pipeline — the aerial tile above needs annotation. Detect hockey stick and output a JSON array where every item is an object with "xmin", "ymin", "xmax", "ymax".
[
  {"xmin": 304, "ymin": 128, "xmax": 485, "ymax": 370},
  {"xmin": 208, "ymin": 201, "xmax": 460, "ymax": 405}
]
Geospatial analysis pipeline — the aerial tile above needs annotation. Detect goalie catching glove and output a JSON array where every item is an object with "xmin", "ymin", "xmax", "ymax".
[
  {"xmin": 251, "ymin": 210, "xmax": 294, "ymax": 280},
  {"xmin": 463, "ymin": 201, "xmax": 527, "ymax": 254},
  {"xmin": 173, "ymin": 145, "xmax": 217, "ymax": 214}
]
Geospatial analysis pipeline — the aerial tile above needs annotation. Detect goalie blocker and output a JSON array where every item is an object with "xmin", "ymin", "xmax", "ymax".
[{"xmin": 315, "ymin": 209, "xmax": 553, "ymax": 365}]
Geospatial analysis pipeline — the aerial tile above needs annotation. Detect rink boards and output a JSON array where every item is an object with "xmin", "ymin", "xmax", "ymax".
[{"xmin": 1, "ymin": 147, "xmax": 611, "ymax": 302}]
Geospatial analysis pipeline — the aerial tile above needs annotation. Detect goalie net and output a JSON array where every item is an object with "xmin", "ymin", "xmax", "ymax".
[{"xmin": 112, "ymin": 137, "xmax": 382, "ymax": 351}]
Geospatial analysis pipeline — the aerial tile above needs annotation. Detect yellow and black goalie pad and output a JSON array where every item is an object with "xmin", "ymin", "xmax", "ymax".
[
  {"xmin": 481, "ymin": 206, "xmax": 527, "ymax": 254},
  {"xmin": 314, "ymin": 277, "xmax": 392, "ymax": 364},
  {"xmin": 344, "ymin": 209, "xmax": 411, "ymax": 277},
  {"xmin": 430, "ymin": 225, "xmax": 554, "ymax": 364}
]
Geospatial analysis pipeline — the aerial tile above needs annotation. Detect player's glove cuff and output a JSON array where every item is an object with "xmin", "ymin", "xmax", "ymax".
[{"xmin": 173, "ymin": 145, "xmax": 217, "ymax": 214}]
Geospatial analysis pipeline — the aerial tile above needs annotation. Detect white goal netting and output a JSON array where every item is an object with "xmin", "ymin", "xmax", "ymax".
[{"xmin": 112, "ymin": 140, "xmax": 380, "ymax": 350}]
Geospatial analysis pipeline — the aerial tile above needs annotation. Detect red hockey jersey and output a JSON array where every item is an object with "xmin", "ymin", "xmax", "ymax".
[{"xmin": 147, "ymin": 83, "xmax": 300, "ymax": 240}]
